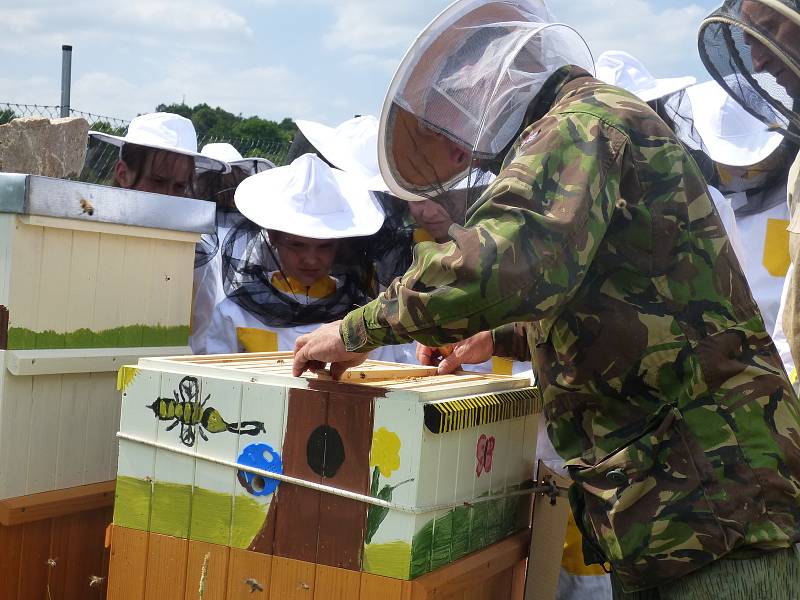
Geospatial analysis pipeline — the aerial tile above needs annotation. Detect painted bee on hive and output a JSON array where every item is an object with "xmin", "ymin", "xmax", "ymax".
[{"xmin": 148, "ymin": 376, "xmax": 266, "ymax": 447}]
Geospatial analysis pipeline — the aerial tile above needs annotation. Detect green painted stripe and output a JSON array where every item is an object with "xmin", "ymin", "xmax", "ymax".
[{"xmin": 7, "ymin": 324, "xmax": 189, "ymax": 350}]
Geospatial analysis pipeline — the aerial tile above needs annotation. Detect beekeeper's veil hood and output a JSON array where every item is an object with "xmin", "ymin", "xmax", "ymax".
[
  {"xmin": 699, "ymin": 0, "xmax": 800, "ymax": 143},
  {"xmin": 378, "ymin": 0, "xmax": 594, "ymax": 205}
]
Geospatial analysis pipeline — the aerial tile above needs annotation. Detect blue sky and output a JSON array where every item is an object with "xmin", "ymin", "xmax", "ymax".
[{"xmin": 1, "ymin": 0, "xmax": 721, "ymax": 125}]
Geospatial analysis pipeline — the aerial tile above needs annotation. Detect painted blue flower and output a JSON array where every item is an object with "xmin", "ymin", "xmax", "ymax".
[{"xmin": 236, "ymin": 443, "xmax": 282, "ymax": 497}]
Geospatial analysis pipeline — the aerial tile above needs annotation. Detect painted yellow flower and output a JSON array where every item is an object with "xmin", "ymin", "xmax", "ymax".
[
  {"xmin": 117, "ymin": 366, "xmax": 139, "ymax": 392},
  {"xmin": 370, "ymin": 427, "xmax": 401, "ymax": 478}
]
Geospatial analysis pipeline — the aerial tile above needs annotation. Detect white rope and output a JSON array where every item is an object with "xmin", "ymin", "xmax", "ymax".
[{"xmin": 117, "ymin": 432, "xmax": 536, "ymax": 514}]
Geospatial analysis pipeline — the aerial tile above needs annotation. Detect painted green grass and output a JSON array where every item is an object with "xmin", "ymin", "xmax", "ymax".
[
  {"xmin": 7, "ymin": 324, "xmax": 189, "ymax": 350},
  {"xmin": 114, "ymin": 476, "xmax": 267, "ymax": 547},
  {"xmin": 408, "ymin": 496, "xmax": 524, "ymax": 579},
  {"xmin": 363, "ymin": 541, "xmax": 412, "ymax": 579}
]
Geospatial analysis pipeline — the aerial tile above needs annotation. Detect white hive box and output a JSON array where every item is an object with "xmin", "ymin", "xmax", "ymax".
[
  {"xmin": 114, "ymin": 352, "xmax": 542, "ymax": 581},
  {"xmin": 0, "ymin": 173, "xmax": 215, "ymax": 499}
]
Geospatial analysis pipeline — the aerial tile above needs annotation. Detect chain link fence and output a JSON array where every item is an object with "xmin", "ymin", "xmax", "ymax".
[{"xmin": 0, "ymin": 102, "xmax": 292, "ymax": 185}]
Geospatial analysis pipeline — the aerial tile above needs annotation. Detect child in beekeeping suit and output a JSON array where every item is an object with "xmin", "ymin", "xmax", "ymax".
[
  {"xmin": 88, "ymin": 112, "xmax": 228, "ymax": 197},
  {"xmin": 190, "ymin": 143, "xmax": 276, "ymax": 354},
  {"xmin": 206, "ymin": 153, "xmax": 398, "ymax": 361}
]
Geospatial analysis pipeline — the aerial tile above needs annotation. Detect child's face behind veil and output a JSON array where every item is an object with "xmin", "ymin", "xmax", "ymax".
[
  {"xmin": 115, "ymin": 145, "xmax": 194, "ymax": 197},
  {"xmin": 271, "ymin": 232, "xmax": 340, "ymax": 288}
]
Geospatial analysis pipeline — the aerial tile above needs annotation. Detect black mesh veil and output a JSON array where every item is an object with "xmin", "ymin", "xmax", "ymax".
[
  {"xmin": 699, "ymin": 0, "xmax": 800, "ymax": 142},
  {"xmin": 220, "ymin": 219, "xmax": 378, "ymax": 328}
]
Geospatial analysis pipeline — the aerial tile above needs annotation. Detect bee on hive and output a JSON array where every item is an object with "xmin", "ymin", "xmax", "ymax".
[{"xmin": 148, "ymin": 376, "xmax": 265, "ymax": 447}]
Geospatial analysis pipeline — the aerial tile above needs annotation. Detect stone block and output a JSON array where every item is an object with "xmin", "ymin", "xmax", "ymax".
[{"xmin": 0, "ymin": 115, "xmax": 90, "ymax": 178}]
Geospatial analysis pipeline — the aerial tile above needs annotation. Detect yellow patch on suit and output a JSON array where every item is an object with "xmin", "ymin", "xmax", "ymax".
[
  {"xmin": 236, "ymin": 328, "xmax": 278, "ymax": 353},
  {"xmin": 763, "ymin": 218, "xmax": 791, "ymax": 277},
  {"xmin": 271, "ymin": 273, "xmax": 337, "ymax": 298},
  {"xmin": 413, "ymin": 228, "xmax": 436, "ymax": 244},
  {"xmin": 561, "ymin": 511, "xmax": 610, "ymax": 576}
]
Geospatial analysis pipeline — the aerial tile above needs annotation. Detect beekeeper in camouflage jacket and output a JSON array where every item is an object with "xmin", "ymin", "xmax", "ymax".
[{"xmin": 293, "ymin": 1, "xmax": 800, "ymax": 597}]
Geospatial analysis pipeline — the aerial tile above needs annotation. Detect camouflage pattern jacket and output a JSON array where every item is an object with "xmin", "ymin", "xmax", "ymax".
[{"xmin": 341, "ymin": 69, "xmax": 800, "ymax": 592}]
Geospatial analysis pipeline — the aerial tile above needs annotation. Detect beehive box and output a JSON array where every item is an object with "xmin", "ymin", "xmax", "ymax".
[
  {"xmin": 0, "ymin": 173, "xmax": 214, "ymax": 500},
  {"xmin": 113, "ymin": 352, "xmax": 543, "ymax": 590}
]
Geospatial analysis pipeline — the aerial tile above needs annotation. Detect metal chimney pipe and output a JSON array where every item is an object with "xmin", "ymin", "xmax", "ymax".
[{"xmin": 60, "ymin": 45, "xmax": 72, "ymax": 118}]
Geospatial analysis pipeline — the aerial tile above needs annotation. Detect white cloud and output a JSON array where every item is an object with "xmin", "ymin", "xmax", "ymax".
[
  {"xmin": 0, "ymin": 75, "xmax": 59, "ymax": 108},
  {"xmin": 111, "ymin": 0, "xmax": 252, "ymax": 36},
  {"xmin": 322, "ymin": 1, "xmax": 432, "ymax": 52},
  {"xmin": 68, "ymin": 62, "xmax": 314, "ymax": 122},
  {"xmin": 551, "ymin": 0, "xmax": 717, "ymax": 79}
]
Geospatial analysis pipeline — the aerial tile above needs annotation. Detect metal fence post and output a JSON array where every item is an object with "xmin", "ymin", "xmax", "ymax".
[{"xmin": 60, "ymin": 45, "xmax": 72, "ymax": 118}]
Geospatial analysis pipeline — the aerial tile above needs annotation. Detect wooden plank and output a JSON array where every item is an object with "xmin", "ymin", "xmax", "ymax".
[
  {"xmin": 19, "ymin": 215, "xmax": 200, "ymax": 243},
  {"xmin": 269, "ymin": 554, "xmax": 315, "ymax": 600},
  {"xmin": 8, "ymin": 219, "xmax": 44, "ymax": 340},
  {"xmin": 47, "ymin": 509, "xmax": 106, "ymax": 600},
  {"xmin": 335, "ymin": 366, "xmax": 437, "ymax": 382},
  {"xmin": 314, "ymin": 563, "xmax": 361, "ymax": 599},
  {"xmin": 362, "ymin": 397, "xmax": 424, "ymax": 581},
  {"xmin": 149, "ymin": 372, "xmax": 197, "ymax": 539},
  {"xmin": 54, "ymin": 373, "xmax": 89, "ymax": 489},
  {"xmin": 118, "ymin": 236, "xmax": 154, "ymax": 347},
  {"xmin": 107, "ymin": 526, "xmax": 148, "ymax": 600},
  {"xmin": 16, "ymin": 517, "xmax": 52, "ymax": 600},
  {"xmin": 83, "ymin": 506, "xmax": 113, "ymax": 599},
  {"xmin": 115, "ymin": 367, "xmax": 161, "ymax": 531},
  {"xmin": 64, "ymin": 229, "xmax": 100, "ymax": 346},
  {"xmin": 316, "ymin": 391, "xmax": 374, "ymax": 570},
  {"xmin": 0, "ymin": 521, "xmax": 24, "ymax": 599},
  {"xmin": 480, "ymin": 567, "xmax": 513, "ymax": 600},
  {"xmin": 85, "ymin": 371, "xmax": 121, "ymax": 484},
  {"xmin": 525, "ymin": 465, "xmax": 570, "ymax": 600},
  {"xmin": 0, "ymin": 368, "xmax": 33, "ymax": 499},
  {"xmin": 184, "ymin": 540, "xmax": 230, "ymax": 600},
  {"xmin": 510, "ymin": 560, "xmax": 527, "ymax": 600},
  {"xmin": 35, "ymin": 226, "xmax": 73, "ymax": 347},
  {"xmin": 162, "ymin": 240, "xmax": 195, "ymax": 332},
  {"xmin": 0, "ymin": 215, "xmax": 16, "ymax": 307},
  {"xmin": 189, "ymin": 379, "xmax": 242, "ymax": 546},
  {"xmin": 91, "ymin": 233, "xmax": 126, "ymax": 347},
  {"xmin": 0, "ymin": 481, "xmax": 115, "ymax": 526},
  {"xmin": 233, "ymin": 383, "xmax": 286, "ymax": 552},
  {"xmin": 412, "ymin": 530, "xmax": 530, "ymax": 599},
  {"xmin": 359, "ymin": 571, "xmax": 405, "ymax": 600},
  {"xmin": 272, "ymin": 388, "xmax": 326, "ymax": 563},
  {"xmin": 26, "ymin": 375, "xmax": 63, "ymax": 494},
  {"xmin": 226, "ymin": 547, "xmax": 272, "ymax": 600},
  {"xmin": 143, "ymin": 532, "xmax": 189, "ymax": 600},
  {"xmin": 5, "ymin": 346, "xmax": 193, "ymax": 376}
]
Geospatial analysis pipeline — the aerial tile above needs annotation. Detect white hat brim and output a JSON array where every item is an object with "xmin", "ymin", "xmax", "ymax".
[
  {"xmin": 235, "ymin": 167, "xmax": 385, "ymax": 239},
  {"xmin": 295, "ymin": 119, "xmax": 375, "ymax": 179},
  {"xmin": 636, "ymin": 76, "xmax": 697, "ymax": 103},
  {"xmin": 88, "ymin": 130, "xmax": 230, "ymax": 173}
]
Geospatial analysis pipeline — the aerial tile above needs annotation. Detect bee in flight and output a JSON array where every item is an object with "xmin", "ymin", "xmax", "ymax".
[{"xmin": 148, "ymin": 376, "xmax": 265, "ymax": 447}]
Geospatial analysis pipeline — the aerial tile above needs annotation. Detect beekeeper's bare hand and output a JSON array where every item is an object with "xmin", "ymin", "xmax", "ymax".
[
  {"xmin": 417, "ymin": 331, "xmax": 494, "ymax": 374},
  {"xmin": 293, "ymin": 320, "xmax": 368, "ymax": 379}
]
